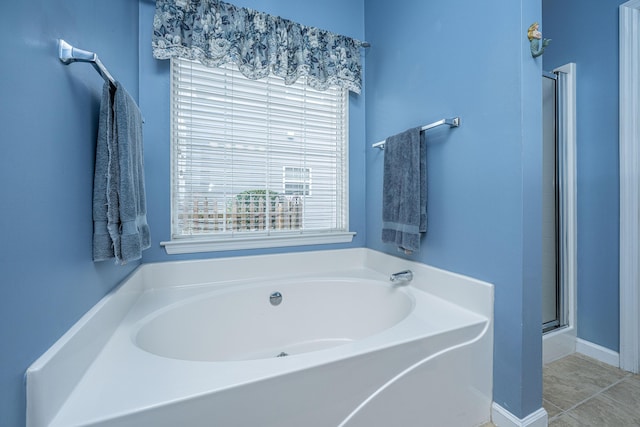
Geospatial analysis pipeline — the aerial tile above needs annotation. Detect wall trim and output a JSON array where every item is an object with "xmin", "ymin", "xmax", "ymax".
[
  {"xmin": 576, "ymin": 338, "xmax": 620, "ymax": 368},
  {"xmin": 619, "ymin": 0, "xmax": 640, "ymax": 374},
  {"xmin": 160, "ymin": 232, "xmax": 356, "ymax": 254},
  {"xmin": 491, "ymin": 404, "xmax": 547, "ymax": 427}
]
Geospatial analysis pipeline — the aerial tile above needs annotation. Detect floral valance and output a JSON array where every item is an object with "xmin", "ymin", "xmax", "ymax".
[{"xmin": 152, "ymin": 0, "xmax": 364, "ymax": 93}]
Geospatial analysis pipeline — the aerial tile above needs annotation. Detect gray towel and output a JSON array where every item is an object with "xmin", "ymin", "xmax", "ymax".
[
  {"xmin": 93, "ymin": 81, "xmax": 150, "ymax": 264},
  {"xmin": 93, "ymin": 82, "xmax": 115, "ymax": 261},
  {"xmin": 381, "ymin": 127, "xmax": 426, "ymax": 253}
]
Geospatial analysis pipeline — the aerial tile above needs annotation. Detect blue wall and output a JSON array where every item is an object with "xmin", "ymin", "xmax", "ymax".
[
  {"xmin": 2, "ymin": 0, "xmax": 554, "ymax": 424},
  {"xmin": 0, "ymin": 1, "xmax": 140, "ymax": 426},
  {"xmin": 138, "ymin": 0, "xmax": 367, "ymax": 263},
  {"xmin": 364, "ymin": 0, "xmax": 543, "ymax": 419},
  {"xmin": 543, "ymin": 0, "xmax": 621, "ymax": 352}
]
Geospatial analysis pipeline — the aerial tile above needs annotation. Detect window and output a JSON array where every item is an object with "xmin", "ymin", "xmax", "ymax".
[
  {"xmin": 161, "ymin": 59, "xmax": 354, "ymax": 254},
  {"xmin": 283, "ymin": 167, "xmax": 311, "ymax": 196}
]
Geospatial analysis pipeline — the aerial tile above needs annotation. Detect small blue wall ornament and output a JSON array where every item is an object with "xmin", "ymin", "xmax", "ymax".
[{"xmin": 528, "ymin": 22, "xmax": 551, "ymax": 58}]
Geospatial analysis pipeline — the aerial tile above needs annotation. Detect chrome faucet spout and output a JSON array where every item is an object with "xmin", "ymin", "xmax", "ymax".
[{"xmin": 389, "ymin": 270, "xmax": 413, "ymax": 284}]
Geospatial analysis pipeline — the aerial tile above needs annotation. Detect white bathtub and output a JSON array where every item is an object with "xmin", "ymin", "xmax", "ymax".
[{"xmin": 27, "ymin": 248, "xmax": 493, "ymax": 427}]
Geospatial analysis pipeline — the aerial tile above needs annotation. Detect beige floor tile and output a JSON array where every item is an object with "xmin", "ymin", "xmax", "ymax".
[
  {"xmin": 543, "ymin": 398, "xmax": 563, "ymax": 418},
  {"xmin": 543, "ymin": 368, "xmax": 602, "ymax": 409},
  {"xmin": 573, "ymin": 353, "xmax": 632, "ymax": 384},
  {"xmin": 548, "ymin": 413, "xmax": 582, "ymax": 427},
  {"xmin": 543, "ymin": 354, "xmax": 627, "ymax": 410},
  {"xmin": 568, "ymin": 394, "xmax": 640, "ymax": 426},
  {"xmin": 551, "ymin": 354, "xmax": 628, "ymax": 388},
  {"xmin": 601, "ymin": 375, "xmax": 640, "ymax": 409}
]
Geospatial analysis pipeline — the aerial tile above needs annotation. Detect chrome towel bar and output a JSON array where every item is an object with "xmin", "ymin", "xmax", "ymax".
[
  {"xmin": 58, "ymin": 39, "xmax": 116, "ymax": 86},
  {"xmin": 372, "ymin": 117, "xmax": 461, "ymax": 150}
]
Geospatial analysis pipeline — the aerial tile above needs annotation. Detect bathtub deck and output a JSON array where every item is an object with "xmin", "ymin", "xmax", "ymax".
[{"xmin": 48, "ymin": 280, "xmax": 488, "ymax": 426}]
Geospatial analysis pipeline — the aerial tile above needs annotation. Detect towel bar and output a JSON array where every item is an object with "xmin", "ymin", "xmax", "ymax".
[
  {"xmin": 372, "ymin": 117, "xmax": 460, "ymax": 150},
  {"xmin": 58, "ymin": 39, "xmax": 116, "ymax": 86}
]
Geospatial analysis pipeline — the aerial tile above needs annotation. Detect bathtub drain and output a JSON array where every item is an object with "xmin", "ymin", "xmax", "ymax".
[
  {"xmin": 270, "ymin": 292, "xmax": 283, "ymax": 306},
  {"xmin": 276, "ymin": 352, "xmax": 289, "ymax": 358}
]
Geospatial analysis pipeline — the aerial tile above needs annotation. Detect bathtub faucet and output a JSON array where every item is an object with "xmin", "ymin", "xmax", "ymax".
[{"xmin": 389, "ymin": 270, "xmax": 413, "ymax": 285}]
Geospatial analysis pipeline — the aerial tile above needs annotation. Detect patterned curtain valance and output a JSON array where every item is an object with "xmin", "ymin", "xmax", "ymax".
[{"xmin": 152, "ymin": 0, "xmax": 364, "ymax": 93}]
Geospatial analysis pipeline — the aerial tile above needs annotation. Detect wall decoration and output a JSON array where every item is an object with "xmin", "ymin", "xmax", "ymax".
[{"xmin": 528, "ymin": 22, "xmax": 551, "ymax": 58}]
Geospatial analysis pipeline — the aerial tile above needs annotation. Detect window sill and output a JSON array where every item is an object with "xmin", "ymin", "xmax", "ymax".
[{"xmin": 160, "ymin": 232, "xmax": 356, "ymax": 255}]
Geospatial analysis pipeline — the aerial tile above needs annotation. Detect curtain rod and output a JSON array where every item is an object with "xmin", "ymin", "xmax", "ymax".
[
  {"xmin": 58, "ymin": 39, "xmax": 116, "ymax": 86},
  {"xmin": 372, "ymin": 117, "xmax": 460, "ymax": 150}
]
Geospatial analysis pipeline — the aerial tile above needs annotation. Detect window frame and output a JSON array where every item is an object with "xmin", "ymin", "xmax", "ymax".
[{"xmin": 161, "ymin": 60, "xmax": 355, "ymax": 255}]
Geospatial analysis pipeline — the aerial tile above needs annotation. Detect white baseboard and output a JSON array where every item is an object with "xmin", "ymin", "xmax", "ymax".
[
  {"xmin": 576, "ymin": 338, "xmax": 620, "ymax": 368},
  {"xmin": 543, "ymin": 333, "xmax": 620, "ymax": 370},
  {"xmin": 491, "ymin": 403, "xmax": 547, "ymax": 427}
]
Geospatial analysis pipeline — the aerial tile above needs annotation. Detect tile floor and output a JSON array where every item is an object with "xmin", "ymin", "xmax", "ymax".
[
  {"xmin": 544, "ymin": 353, "xmax": 640, "ymax": 426},
  {"xmin": 481, "ymin": 353, "xmax": 640, "ymax": 427}
]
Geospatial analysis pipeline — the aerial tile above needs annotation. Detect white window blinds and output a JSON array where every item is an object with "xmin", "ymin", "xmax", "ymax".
[{"xmin": 170, "ymin": 59, "xmax": 349, "ymax": 245}]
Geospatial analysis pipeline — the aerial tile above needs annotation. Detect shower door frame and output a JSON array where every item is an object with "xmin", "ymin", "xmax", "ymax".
[
  {"xmin": 542, "ymin": 63, "xmax": 578, "ymax": 364},
  {"xmin": 619, "ymin": 0, "xmax": 640, "ymax": 374}
]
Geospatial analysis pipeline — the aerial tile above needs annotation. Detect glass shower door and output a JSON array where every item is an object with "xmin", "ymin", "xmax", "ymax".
[{"xmin": 542, "ymin": 72, "xmax": 560, "ymax": 332}]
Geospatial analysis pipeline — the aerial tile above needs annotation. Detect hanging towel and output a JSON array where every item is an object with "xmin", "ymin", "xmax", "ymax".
[
  {"xmin": 381, "ymin": 127, "xmax": 426, "ymax": 254},
  {"xmin": 93, "ymin": 81, "xmax": 150, "ymax": 264},
  {"xmin": 93, "ymin": 82, "xmax": 116, "ymax": 261}
]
